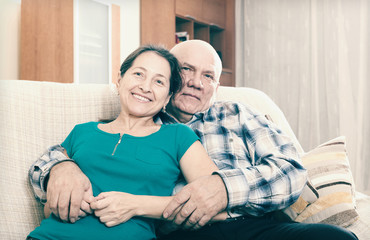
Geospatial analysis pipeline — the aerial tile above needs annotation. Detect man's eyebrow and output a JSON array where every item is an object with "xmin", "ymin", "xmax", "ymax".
[
  {"xmin": 182, "ymin": 62, "xmax": 195, "ymax": 68},
  {"xmin": 203, "ymin": 70, "xmax": 215, "ymax": 75},
  {"xmin": 182, "ymin": 62, "xmax": 215, "ymax": 75}
]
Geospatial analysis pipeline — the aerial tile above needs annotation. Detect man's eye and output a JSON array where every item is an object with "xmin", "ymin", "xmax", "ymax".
[
  {"xmin": 182, "ymin": 67, "xmax": 191, "ymax": 71},
  {"xmin": 205, "ymin": 74, "xmax": 214, "ymax": 80}
]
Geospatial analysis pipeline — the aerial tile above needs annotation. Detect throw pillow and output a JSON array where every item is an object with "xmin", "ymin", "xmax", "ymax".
[
  {"xmin": 279, "ymin": 180, "xmax": 319, "ymax": 220},
  {"xmin": 292, "ymin": 136, "xmax": 359, "ymax": 227}
]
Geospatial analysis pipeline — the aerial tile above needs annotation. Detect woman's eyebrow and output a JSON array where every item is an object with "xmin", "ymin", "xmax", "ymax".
[{"xmin": 132, "ymin": 66, "xmax": 167, "ymax": 78}]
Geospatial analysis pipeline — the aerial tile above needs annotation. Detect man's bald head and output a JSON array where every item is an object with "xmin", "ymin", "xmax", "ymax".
[
  {"xmin": 166, "ymin": 40, "xmax": 222, "ymax": 123},
  {"xmin": 170, "ymin": 40, "xmax": 223, "ymax": 81}
]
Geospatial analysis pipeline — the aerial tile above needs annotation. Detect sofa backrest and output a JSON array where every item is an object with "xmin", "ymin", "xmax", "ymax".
[{"xmin": 0, "ymin": 80, "xmax": 302, "ymax": 239}]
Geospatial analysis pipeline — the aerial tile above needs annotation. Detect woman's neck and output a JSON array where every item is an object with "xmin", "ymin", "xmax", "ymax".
[{"xmin": 109, "ymin": 114, "xmax": 159, "ymax": 136}]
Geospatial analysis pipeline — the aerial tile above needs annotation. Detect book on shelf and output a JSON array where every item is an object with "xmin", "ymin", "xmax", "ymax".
[{"xmin": 175, "ymin": 31, "xmax": 189, "ymax": 43}]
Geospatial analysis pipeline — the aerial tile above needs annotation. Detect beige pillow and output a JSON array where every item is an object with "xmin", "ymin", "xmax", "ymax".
[
  {"xmin": 284, "ymin": 136, "xmax": 359, "ymax": 227},
  {"xmin": 280, "ymin": 180, "xmax": 319, "ymax": 220}
]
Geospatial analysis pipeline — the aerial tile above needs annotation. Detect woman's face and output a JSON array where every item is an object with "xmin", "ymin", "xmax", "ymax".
[{"xmin": 116, "ymin": 51, "xmax": 172, "ymax": 118}]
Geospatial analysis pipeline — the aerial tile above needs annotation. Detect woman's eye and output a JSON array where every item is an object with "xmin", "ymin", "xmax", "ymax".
[
  {"xmin": 155, "ymin": 79, "xmax": 164, "ymax": 85},
  {"xmin": 134, "ymin": 72, "xmax": 143, "ymax": 77}
]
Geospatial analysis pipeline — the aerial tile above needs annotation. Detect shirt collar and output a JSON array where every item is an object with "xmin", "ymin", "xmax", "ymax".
[{"xmin": 157, "ymin": 109, "xmax": 208, "ymax": 125}]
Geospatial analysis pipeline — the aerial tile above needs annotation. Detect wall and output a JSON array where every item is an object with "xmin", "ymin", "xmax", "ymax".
[
  {"xmin": 114, "ymin": 0, "xmax": 140, "ymax": 61},
  {"xmin": 0, "ymin": 0, "xmax": 140, "ymax": 81},
  {"xmin": 0, "ymin": 0, "xmax": 21, "ymax": 80}
]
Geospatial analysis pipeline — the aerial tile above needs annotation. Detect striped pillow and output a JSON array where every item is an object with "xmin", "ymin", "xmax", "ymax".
[
  {"xmin": 279, "ymin": 180, "xmax": 319, "ymax": 220},
  {"xmin": 294, "ymin": 136, "xmax": 359, "ymax": 227}
]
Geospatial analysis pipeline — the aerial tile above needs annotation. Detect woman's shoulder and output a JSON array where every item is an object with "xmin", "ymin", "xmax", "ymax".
[
  {"xmin": 72, "ymin": 121, "xmax": 99, "ymax": 132},
  {"xmin": 161, "ymin": 123, "xmax": 195, "ymax": 136},
  {"xmin": 162, "ymin": 123, "xmax": 190, "ymax": 130}
]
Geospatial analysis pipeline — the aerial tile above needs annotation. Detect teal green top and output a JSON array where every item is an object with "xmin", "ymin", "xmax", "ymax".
[{"xmin": 30, "ymin": 122, "xmax": 199, "ymax": 240}]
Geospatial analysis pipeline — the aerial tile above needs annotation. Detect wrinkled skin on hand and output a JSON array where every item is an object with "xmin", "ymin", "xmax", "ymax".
[
  {"xmin": 47, "ymin": 161, "xmax": 93, "ymax": 223},
  {"xmin": 163, "ymin": 175, "xmax": 228, "ymax": 229}
]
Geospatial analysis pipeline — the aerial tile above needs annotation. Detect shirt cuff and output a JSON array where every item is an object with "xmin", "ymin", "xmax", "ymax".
[
  {"xmin": 213, "ymin": 168, "xmax": 252, "ymax": 209},
  {"xmin": 40, "ymin": 159, "xmax": 75, "ymax": 192}
]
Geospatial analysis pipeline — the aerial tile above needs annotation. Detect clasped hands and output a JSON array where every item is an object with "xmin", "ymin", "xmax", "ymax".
[
  {"xmin": 47, "ymin": 162, "xmax": 138, "ymax": 227},
  {"xmin": 47, "ymin": 162, "xmax": 228, "ymax": 229}
]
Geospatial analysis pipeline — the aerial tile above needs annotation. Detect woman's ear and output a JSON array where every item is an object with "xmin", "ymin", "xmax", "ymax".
[
  {"xmin": 115, "ymin": 73, "xmax": 121, "ymax": 90},
  {"xmin": 164, "ymin": 93, "xmax": 172, "ymax": 107}
]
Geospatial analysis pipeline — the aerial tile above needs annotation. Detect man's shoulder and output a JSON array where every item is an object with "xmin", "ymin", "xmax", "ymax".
[
  {"xmin": 211, "ymin": 101, "xmax": 242, "ymax": 108},
  {"xmin": 209, "ymin": 101, "xmax": 256, "ymax": 115}
]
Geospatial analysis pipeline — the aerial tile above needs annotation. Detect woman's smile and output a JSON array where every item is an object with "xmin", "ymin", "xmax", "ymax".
[{"xmin": 132, "ymin": 93, "xmax": 152, "ymax": 102}]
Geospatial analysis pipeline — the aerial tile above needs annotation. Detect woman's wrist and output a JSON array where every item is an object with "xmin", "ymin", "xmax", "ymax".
[{"xmin": 134, "ymin": 195, "xmax": 173, "ymax": 219}]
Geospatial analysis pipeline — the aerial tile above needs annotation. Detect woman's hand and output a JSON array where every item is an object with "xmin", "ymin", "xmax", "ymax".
[{"xmin": 90, "ymin": 192, "xmax": 139, "ymax": 227}]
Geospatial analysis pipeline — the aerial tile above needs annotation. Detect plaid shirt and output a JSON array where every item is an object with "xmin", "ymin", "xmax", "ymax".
[
  {"xmin": 28, "ymin": 144, "xmax": 73, "ymax": 204},
  {"xmin": 29, "ymin": 101, "xmax": 307, "ymax": 216}
]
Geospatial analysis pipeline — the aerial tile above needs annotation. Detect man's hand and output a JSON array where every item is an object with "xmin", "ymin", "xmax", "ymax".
[
  {"xmin": 163, "ymin": 175, "xmax": 228, "ymax": 229},
  {"xmin": 46, "ymin": 161, "xmax": 93, "ymax": 223}
]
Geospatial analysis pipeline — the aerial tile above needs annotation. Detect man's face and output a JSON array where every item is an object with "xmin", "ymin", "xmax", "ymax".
[{"xmin": 169, "ymin": 44, "xmax": 221, "ymax": 121}]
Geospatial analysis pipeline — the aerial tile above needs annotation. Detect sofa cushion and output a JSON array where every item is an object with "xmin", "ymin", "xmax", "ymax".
[
  {"xmin": 0, "ymin": 80, "xmax": 121, "ymax": 239},
  {"xmin": 284, "ymin": 136, "xmax": 359, "ymax": 227}
]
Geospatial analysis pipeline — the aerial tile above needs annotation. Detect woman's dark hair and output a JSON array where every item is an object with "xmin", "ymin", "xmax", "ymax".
[{"xmin": 119, "ymin": 44, "xmax": 182, "ymax": 95}]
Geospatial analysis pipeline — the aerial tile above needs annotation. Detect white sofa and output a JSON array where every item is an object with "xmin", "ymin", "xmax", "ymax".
[{"xmin": 0, "ymin": 80, "xmax": 369, "ymax": 239}]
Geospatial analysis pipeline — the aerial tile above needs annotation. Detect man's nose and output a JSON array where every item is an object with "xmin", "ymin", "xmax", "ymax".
[{"xmin": 188, "ymin": 72, "xmax": 204, "ymax": 89}]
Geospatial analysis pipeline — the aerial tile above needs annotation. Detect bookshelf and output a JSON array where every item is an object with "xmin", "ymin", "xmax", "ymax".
[{"xmin": 141, "ymin": 0, "xmax": 235, "ymax": 86}]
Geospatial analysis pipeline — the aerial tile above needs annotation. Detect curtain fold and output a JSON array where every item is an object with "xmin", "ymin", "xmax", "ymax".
[{"xmin": 235, "ymin": 0, "xmax": 370, "ymax": 194}]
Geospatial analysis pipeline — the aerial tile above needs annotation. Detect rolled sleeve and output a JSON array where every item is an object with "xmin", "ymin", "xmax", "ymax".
[{"xmin": 28, "ymin": 145, "xmax": 73, "ymax": 203}]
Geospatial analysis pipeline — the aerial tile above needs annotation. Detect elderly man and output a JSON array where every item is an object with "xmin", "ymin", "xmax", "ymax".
[{"xmin": 29, "ymin": 40, "xmax": 357, "ymax": 240}]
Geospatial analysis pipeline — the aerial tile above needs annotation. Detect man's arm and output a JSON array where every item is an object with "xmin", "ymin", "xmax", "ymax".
[
  {"xmin": 28, "ymin": 145, "xmax": 73, "ymax": 203},
  {"xmin": 215, "ymin": 104, "xmax": 307, "ymax": 216},
  {"xmin": 163, "ymin": 103, "xmax": 307, "ymax": 226},
  {"xmin": 29, "ymin": 145, "xmax": 93, "ymax": 222}
]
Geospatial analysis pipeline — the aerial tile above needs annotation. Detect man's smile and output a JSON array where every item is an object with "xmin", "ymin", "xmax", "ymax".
[{"xmin": 182, "ymin": 93, "xmax": 200, "ymax": 100}]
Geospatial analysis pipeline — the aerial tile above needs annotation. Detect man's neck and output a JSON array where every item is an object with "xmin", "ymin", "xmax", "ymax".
[{"xmin": 166, "ymin": 105, "xmax": 193, "ymax": 123}]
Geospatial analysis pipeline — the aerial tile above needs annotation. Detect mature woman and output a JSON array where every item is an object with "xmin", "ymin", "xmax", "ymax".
[{"xmin": 28, "ymin": 45, "xmax": 218, "ymax": 240}]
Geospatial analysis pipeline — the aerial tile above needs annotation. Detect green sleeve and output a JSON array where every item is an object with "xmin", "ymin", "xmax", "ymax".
[
  {"xmin": 61, "ymin": 126, "xmax": 77, "ymax": 158},
  {"xmin": 176, "ymin": 124, "xmax": 200, "ymax": 160}
]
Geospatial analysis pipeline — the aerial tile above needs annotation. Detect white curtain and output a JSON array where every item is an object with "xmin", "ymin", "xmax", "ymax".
[{"xmin": 235, "ymin": 0, "xmax": 370, "ymax": 194}]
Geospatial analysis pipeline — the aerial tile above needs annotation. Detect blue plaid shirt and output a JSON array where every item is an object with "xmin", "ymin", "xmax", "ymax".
[{"xmin": 29, "ymin": 101, "xmax": 307, "ymax": 217}]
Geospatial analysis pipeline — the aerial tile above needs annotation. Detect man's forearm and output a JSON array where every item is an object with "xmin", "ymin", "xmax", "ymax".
[
  {"xmin": 215, "ymin": 159, "xmax": 307, "ymax": 216},
  {"xmin": 28, "ymin": 144, "xmax": 73, "ymax": 203}
]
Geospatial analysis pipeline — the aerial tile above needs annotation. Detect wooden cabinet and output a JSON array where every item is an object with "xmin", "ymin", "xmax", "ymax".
[
  {"xmin": 203, "ymin": 0, "xmax": 226, "ymax": 28},
  {"xmin": 141, "ymin": 0, "xmax": 235, "ymax": 86},
  {"xmin": 176, "ymin": 0, "xmax": 225, "ymax": 28},
  {"xmin": 21, "ymin": 0, "xmax": 74, "ymax": 83},
  {"xmin": 20, "ymin": 0, "xmax": 120, "ymax": 83},
  {"xmin": 175, "ymin": 0, "xmax": 203, "ymax": 22}
]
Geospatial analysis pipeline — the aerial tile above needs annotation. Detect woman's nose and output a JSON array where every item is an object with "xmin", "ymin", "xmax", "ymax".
[{"xmin": 139, "ymin": 79, "xmax": 152, "ymax": 92}]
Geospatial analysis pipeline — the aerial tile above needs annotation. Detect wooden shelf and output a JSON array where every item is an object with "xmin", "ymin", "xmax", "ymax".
[{"xmin": 141, "ymin": 0, "xmax": 235, "ymax": 86}]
